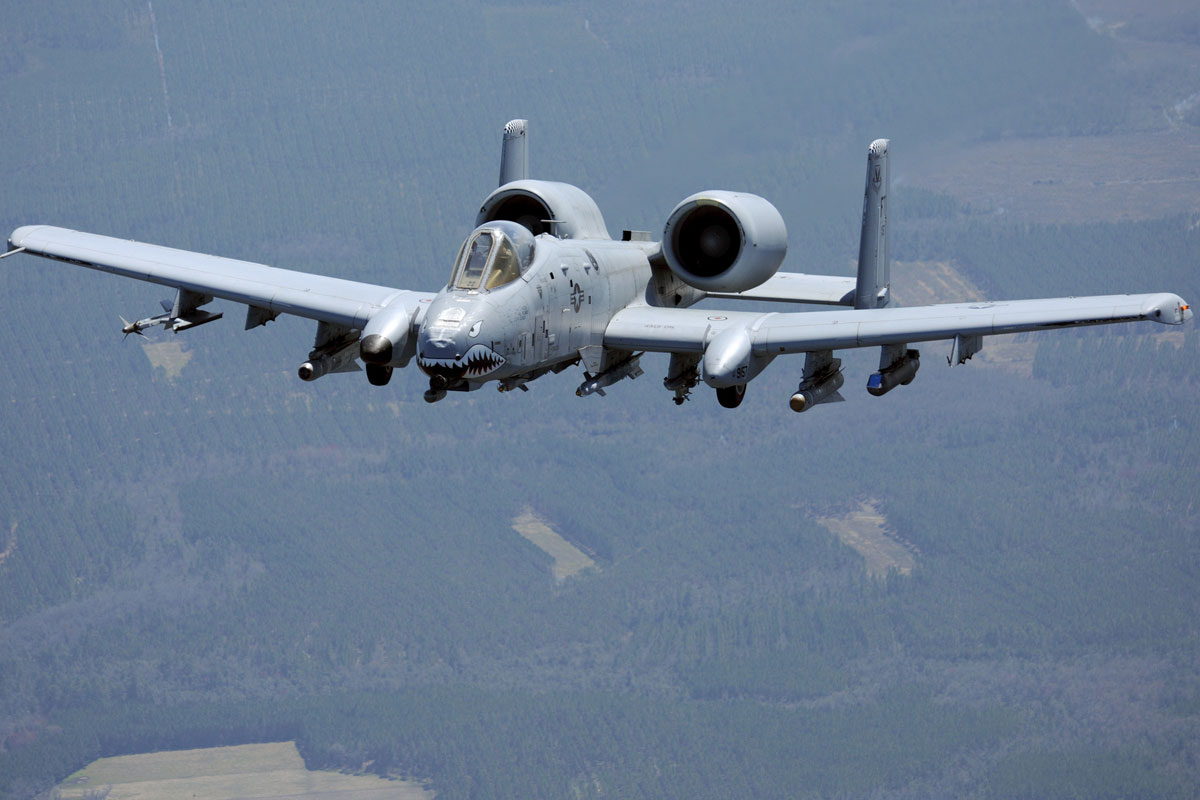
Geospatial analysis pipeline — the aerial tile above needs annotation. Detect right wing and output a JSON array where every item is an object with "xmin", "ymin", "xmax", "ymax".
[
  {"xmin": 607, "ymin": 294, "xmax": 1193, "ymax": 355},
  {"xmin": 7, "ymin": 225, "xmax": 433, "ymax": 332},
  {"xmin": 605, "ymin": 293, "xmax": 1192, "ymax": 388}
]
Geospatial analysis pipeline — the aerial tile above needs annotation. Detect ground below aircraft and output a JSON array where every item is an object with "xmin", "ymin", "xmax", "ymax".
[{"xmin": 5, "ymin": 120, "xmax": 1191, "ymax": 411}]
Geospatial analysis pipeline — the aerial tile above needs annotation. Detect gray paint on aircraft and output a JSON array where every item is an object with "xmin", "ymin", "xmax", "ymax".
[{"xmin": 6, "ymin": 120, "xmax": 1192, "ymax": 410}]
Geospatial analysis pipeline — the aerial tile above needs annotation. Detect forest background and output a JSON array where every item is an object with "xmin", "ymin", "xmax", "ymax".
[{"xmin": 0, "ymin": 1, "xmax": 1198, "ymax": 798}]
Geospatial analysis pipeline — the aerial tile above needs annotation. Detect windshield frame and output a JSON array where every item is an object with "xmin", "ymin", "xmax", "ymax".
[
  {"xmin": 448, "ymin": 223, "xmax": 536, "ymax": 292},
  {"xmin": 450, "ymin": 231, "xmax": 493, "ymax": 290}
]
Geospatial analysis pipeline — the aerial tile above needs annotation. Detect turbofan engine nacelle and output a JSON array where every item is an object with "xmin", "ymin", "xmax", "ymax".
[
  {"xmin": 477, "ymin": 180, "xmax": 610, "ymax": 240},
  {"xmin": 360, "ymin": 297, "xmax": 419, "ymax": 368},
  {"xmin": 662, "ymin": 191, "xmax": 787, "ymax": 293}
]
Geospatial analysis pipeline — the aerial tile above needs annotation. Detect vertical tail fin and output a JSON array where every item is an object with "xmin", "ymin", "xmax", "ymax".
[
  {"xmin": 856, "ymin": 140, "xmax": 917, "ymax": 393},
  {"xmin": 854, "ymin": 139, "xmax": 890, "ymax": 310},
  {"xmin": 499, "ymin": 119, "xmax": 528, "ymax": 186}
]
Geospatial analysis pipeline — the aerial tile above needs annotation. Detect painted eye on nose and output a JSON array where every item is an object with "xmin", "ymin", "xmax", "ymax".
[{"xmin": 468, "ymin": 320, "xmax": 482, "ymax": 338}]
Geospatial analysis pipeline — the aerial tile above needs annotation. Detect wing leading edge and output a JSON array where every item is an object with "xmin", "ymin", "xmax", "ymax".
[{"xmin": 8, "ymin": 225, "xmax": 432, "ymax": 330}]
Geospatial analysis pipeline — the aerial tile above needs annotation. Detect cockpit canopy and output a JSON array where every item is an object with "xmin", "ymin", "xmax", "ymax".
[{"xmin": 449, "ymin": 221, "xmax": 536, "ymax": 291}]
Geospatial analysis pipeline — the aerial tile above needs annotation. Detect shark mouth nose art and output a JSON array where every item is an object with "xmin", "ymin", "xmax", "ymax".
[{"xmin": 418, "ymin": 343, "xmax": 506, "ymax": 379}]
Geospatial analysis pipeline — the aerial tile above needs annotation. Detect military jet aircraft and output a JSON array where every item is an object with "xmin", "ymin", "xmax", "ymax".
[{"xmin": 4, "ymin": 120, "xmax": 1192, "ymax": 411}]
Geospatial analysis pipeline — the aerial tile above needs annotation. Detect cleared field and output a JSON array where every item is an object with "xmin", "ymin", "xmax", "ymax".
[
  {"xmin": 817, "ymin": 500, "xmax": 917, "ymax": 579},
  {"xmin": 56, "ymin": 741, "xmax": 431, "ymax": 800},
  {"xmin": 892, "ymin": 260, "xmax": 1037, "ymax": 377},
  {"xmin": 512, "ymin": 508, "xmax": 596, "ymax": 582},
  {"xmin": 890, "ymin": 259, "xmax": 986, "ymax": 307},
  {"xmin": 140, "ymin": 339, "xmax": 192, "ymax": 382}
]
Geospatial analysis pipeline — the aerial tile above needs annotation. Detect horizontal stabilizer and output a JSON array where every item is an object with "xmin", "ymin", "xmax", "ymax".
[{"xmin": 705, "ymin": 272, "xmax": 857, "ymax": 306}]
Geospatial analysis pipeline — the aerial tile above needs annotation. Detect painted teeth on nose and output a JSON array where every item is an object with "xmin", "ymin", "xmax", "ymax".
[{"xmin": 418, "ymin": 344, "xmax": 504, "ymax": 378}]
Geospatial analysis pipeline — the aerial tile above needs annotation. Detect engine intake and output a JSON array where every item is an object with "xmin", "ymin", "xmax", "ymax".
[
  {"xmin": 359, "ymin": 295, "xmax": 420, "ymax": 368},
  {"xmin": 662, "ymin": 191, "xmax": 787, "ymax": 293},
  {"xmin": 477, "ymin": 180, "xmax": 609, "ymax": 240}
]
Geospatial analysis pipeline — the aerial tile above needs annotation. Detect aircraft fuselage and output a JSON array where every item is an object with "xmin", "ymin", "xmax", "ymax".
[{"xmin": 416, "ymin": 233, "xmax": 653, "ymax": 394}]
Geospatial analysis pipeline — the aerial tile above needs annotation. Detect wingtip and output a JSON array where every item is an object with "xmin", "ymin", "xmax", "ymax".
[
  {"xmin": 9, "ymin": 225, "xmax": 46, "ymax": 250},
  {"xmin": 1144, "ymin": 293, "xmax": 1192, "ymax": 325},
  {"xmin": 1171, "ymin": 295, "xmax": 1191, "ymax": 324}
]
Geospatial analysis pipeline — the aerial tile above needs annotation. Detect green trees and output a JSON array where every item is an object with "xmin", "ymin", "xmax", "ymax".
[{"xmin": 1, "ymin": 2, "xmax": 1198, "ymax": 798}]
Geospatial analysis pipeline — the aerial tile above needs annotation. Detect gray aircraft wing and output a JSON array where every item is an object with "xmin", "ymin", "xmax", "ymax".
[
  {"xmin": 605, "ymin": 293, "xmax": 1192, "ymax": 354},
  {"xmin": 7, "ymin": 225, "xmax": 432, "ymax": 331},
  {"xmin": 703, "ymin": 272, "xmax": 857, "ymax": 305}
]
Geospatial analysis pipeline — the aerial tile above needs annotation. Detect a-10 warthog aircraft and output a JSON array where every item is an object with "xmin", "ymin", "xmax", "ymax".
[{"xmin": 5, "ymin": 120, "xmax": 1192, "ymax": 411}]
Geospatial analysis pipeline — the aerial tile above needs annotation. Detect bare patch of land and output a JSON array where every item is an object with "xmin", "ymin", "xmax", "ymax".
[
  {"xmin": 890, "ymin": 259, "xmax": 986, "ymax": 307},
  {"xmin": 972, "ymin": 336, "xmax": 1038, "ymax": 379},
  {"xmin": 512, "ymin": 508, "xmax": 596, "ymax": 582},
  {"xmin": 817, "ymin": 500, "xmax": 918, "ymax": 579},
  {"xmin": 141, "ymin": 340, "xmax": 192, "ymax": 382},
  {"xmin": 892, "ymin": 260, "xmax": 1037, "ymax": 377},
  {"xmin": 890, "ymin": 259, "xmax": 1185, "ymax": 377},
  {"xmin": 55, "ymin": 741, "xmax": 430, "ymax": 800}
]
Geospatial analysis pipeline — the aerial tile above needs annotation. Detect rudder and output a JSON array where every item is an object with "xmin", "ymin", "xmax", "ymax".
[
  {"xmin": 854, "ymin": 139, "xmax": 890, "ymax": 310},
  {"xmin": 499, "ymin": 119, "xmax": 528, "ymax": 186}
]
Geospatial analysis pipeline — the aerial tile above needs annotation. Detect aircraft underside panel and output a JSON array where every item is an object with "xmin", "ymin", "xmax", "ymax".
[
  {"xmin": 604, "ymin": 293, "xmax": 1192, "ymax": 355},
  {"xmin": 8, "ymin": 225, "xmax": 431, "ymax": 329}
]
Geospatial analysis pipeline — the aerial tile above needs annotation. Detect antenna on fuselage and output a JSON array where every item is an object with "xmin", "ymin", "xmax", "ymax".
[{"xmin": 499, "ymin": 119, "xmax": 528, "ymax": 186}]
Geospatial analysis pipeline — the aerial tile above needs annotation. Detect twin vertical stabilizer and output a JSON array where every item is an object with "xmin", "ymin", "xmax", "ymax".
[
  {"xmin": 855, "ymin": 139, "xmax": 918, "ymax": 394},
  {"xmin": 499, "ymin": 119, "xmax": 528, "ymax": 186},
  {"xmin": 855, "ymin": 139, "xmax": 890, "ymax": 310}
]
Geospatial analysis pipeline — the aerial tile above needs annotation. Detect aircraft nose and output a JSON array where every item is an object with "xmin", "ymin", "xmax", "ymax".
[
  {"xmin": 420, "ymin": 342, "xmax": 459, "ymax": 365},
  {"xmin": 416, "ymin": 322, "xmax": 467, "ymax": 379},
  {"xmin": 416, "ymin": 316, "xmax": 506, "ymax": 381},
  {"xmin": 419, "ymin": 324, "xmax": 464, "ymax": 358}
]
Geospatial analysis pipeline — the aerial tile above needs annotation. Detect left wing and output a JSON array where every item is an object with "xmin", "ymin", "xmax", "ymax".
[{"xmin": 7, "ymin": 225, "xmax": 433, "ymax": 331}]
